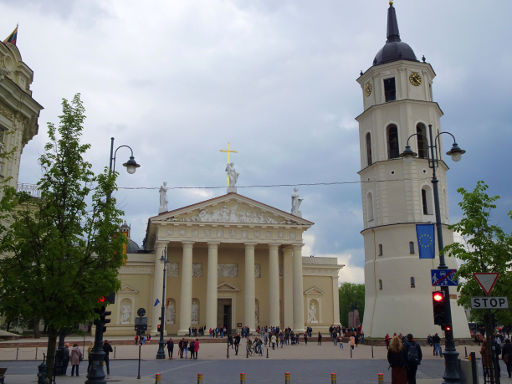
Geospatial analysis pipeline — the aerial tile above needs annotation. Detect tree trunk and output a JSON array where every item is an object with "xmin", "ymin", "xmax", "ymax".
[
  {"xmin": 46, "ymin": 327, "xmax": 58, "ymax": 380},
  {"xmin": 33, "ymin": 318, "xmax": 41, "ymax": 338}
]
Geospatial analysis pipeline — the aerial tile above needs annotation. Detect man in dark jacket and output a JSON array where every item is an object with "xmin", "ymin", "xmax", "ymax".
[
  {"xmin": 403, "ymin": 333, "xmax": 422, "ymax": 384},
  {"xmin": 103, "ymin": 340, "xmax": 113, "ymax": 375}
]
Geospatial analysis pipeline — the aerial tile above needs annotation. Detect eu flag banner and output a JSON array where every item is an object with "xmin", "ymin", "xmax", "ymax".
[{"xmin": 416, "ymin": 224, "xmax": 435, "ymax": 259}]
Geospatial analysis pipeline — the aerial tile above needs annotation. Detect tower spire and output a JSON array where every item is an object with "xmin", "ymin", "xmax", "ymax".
[{"xmin": 386, "ymin": 2, "xmax": 400, "ymax": 42}]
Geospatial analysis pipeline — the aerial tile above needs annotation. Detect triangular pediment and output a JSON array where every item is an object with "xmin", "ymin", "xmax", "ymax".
[
  {"xmin": 119, "ymin": 283, "xmax": 139, "ymax": 295},
  {"xmin": 151, "ymin": 193, "xmax": 313, "ymax": 227},
  {"xmin": 304, "ymin": 286, "xmax": 324, "ymax": 296},
  {"xmin": 217, "ymin": 282, "xmax": 240, "ymax": 292}
]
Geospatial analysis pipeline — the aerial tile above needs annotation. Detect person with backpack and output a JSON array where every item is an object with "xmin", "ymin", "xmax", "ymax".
[
  {"xmin": 403, "ymin": 333, "xmax": 422, "ymax": 384},
  {"xmin": 387, "ymin": 336, "xmax": 407, "ymax": 384}
]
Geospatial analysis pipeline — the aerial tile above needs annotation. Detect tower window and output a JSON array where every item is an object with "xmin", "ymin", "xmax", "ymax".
[
  {"xmin": 421, "ymin": 186, "xmax": 433, "ymax": 215},
  {"xmin": 379, "ymin": 279, "xmax": 383, "ymax": 290},
  {"xmin": 416, "ymin": 123, "xmax": 428, "ymax": 158},
  {"xmin": 366, "ymin": 132, "xmax": 373, "ymax": 166},
  {"xmin": 387, "ymin": 125, "xmax": 399, "ymax": 159},
  {"xmin": 409, "ymin": 241, "xmax": 415, "ymax": 254},
  {"xmin": 410, "ymin": 277, "xmax": 415, "ymax": 288},
  {"xmin": 378, "ymin": 244, "xmax": 383, "ymax": 256},
  {"xmin": 384, "ymin": 77, "xmax": 396, "ymax": 102}
]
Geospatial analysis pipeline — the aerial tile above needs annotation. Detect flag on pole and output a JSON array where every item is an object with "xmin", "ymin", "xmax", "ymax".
[
  {"xmin": 153, "ymin": 298, "xmax": 160, "ymax": 307},
  {"xmin": 416, "ymin": 224, "xmax": 435, "ymax": 259},
  {"xmin": 3, "ymin": 26, "xmax": 18, "ymax": 45}
]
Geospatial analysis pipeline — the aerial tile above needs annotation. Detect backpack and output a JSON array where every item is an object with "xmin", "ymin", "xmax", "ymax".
[{"xmin": 407, "ymin": 343, "xmax": 420, "ymax": 364}]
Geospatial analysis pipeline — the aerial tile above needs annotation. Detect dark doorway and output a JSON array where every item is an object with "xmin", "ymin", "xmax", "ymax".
[{"xmin": 217, "ymin": 298, "xmax": 232, "ymax": 331}]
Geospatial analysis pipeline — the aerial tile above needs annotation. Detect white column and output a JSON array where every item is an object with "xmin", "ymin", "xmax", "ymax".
[
  {"xmin": 332, "ymin": 276, "xmax": 341, "ymax": 325},
  {"xmin": 152, "ymin": 241, "xmax": 166, "ymax": 334},
  {"xmin": 282, "ymin": 246, "xmax": 294, "ymax": 329},
  {"xmin": 206, "ymin": 242, "xmax": 219, "ymax": 331},
  {"xmin": 292, "ymin": 243, "xmax": 305, "ymax": 332},
  {"xmin": 178, "ymin": 241, "xmax": 194, "ymax": 335},
  {"xmin": 268, "ymin": 244, "xmax": 280, "ymax": 327},
  {"xmin": 244, "ymin": 243, "xmax": 256, "ymax": 333}
]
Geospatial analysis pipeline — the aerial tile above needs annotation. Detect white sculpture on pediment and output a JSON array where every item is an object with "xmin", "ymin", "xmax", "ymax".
[
  {"xmin": 187, "ymin": 204, "xmax": 282, "ymax": 225},
  {"xmin": 159, "ymin": 182, "xmax": 168, "ymax": 214},
  {"xmin": 291, "ymin": 187, "xmax": 303, "ymax": 217}
]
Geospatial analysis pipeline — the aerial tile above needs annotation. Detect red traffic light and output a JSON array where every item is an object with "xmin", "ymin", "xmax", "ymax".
[
  {"xmin": 433, "ymin": 292, "xmax": 443, "ymax": 302},
  {"xmin": 98, "ymin": 296, "xmax": 106, "ymax": 303}
]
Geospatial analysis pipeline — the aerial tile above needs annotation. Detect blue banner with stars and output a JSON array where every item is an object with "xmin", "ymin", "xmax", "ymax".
[{"xmin": 416, "ymin": 224, "xmax": 435, "ymax": 259}]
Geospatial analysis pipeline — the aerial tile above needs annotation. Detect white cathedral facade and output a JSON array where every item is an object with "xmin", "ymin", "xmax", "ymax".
[{"xmin": 356, "ymin": 3, "xmax": 469, "ymax": 338}]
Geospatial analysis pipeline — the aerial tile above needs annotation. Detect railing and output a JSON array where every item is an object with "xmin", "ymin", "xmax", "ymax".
[{"xmin": 17, "ymin": 183, "xmax": 40, "ymax": 198}]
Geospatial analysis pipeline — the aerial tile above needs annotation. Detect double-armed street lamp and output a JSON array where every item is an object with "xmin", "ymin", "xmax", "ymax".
[
  {"xmin": 156, "ymin": 248, "xmax": 169, "ymax": 359},
  {"xmin": 87, "ymin": 137, "xmax": 141, "ymax": 384},
  {"xmin": 400, "ymin": 124, "xmax": 465, "ymax": 384}
]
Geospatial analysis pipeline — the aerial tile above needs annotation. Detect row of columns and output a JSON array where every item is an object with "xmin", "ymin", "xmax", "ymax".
[{"xmin": 152, "ymin": 241, "xmax": 305, "ymax": 335}]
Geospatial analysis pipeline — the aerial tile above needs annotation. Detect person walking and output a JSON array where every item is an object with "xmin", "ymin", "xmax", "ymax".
[
  {"xmin": 387, "ymin": 336, "xmax": 407, "ymax": 384},
  {"xmin": 194, "ymin": 339, "xmax": 199, "ymax": 359},
  {"xmin": 432, "ymin": 333, "xmax": 442, "ymax": 357},
  {"xmin": 502, "ymin": 339, "xmax": 512, "ymax": 378},
  {"xmin": 385, "ymin": 333, "xmax": 390, "ymax": 349},
  {"xmin": 349, "ymin": 335, "xmax": 355, "ymax": 350},
  {"xmin": 271, "ymin": 334, "xmax": 277, "ymax": 350},
  {"xmin": 403, "ymin": 334, "xmax": 422, "ymax": 384},
  {"xmin": 103, "ymin": 340, "xmax": 113, "ymax": 376},
  {"xmin": 166, "ymin": 337, "xmax": 174, "ymax": 359},
  {"xmin": 70, "ymin": 344, "xmax": 83, "ymax": 377},
  {"xmin": 318, "ymin": 332, "xmax": 322, "ymax": 345}
]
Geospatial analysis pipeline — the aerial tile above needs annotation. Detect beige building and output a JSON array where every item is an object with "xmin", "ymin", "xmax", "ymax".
[
  {"xmin": 106, "ymin": 192, "xmax": 343, "ymax": 336},
  {"xmin": 0, "ymin": 38, "xmax": 42, "ymax": 199}
]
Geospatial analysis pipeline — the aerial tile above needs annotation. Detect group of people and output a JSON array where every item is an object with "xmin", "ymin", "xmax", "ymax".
[
  {"xmin": 164, "ymin": 337, "xmax": 200, "ymax": 360},
  {"xmin": 59, "ymin": 339, "xmax": 113, "ymax": 377},
  {"xmin": 387, "ymin": 334, "xmax": 423, "ymax": 384},
  {"xmin": 480, "ymin": 337, "xmax": 512, "ymax": 379}
]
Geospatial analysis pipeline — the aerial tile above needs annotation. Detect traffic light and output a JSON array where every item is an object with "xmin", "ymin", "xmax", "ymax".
[
  {"xmin": 101, "ymin": 310, "xmax": 112, "ymax": 333},
  {"xmin": 432, "ymin": 291, "xmax": 445, "ymax": 326},
  {"xmin": 157, "ymin": 324, "xmax": 161, "ymax": 332}
]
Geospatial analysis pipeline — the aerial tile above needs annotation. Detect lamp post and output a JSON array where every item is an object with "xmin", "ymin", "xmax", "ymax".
[
  {"xmin": 156, "ymin": 247, "xmax": 169, "ymax": 359},
  {"xmin": 87, "ymin": 137, "xmax": 140, "ymax": 384},
  {"xmin": 401, "ymin": 124, "xmax": 465, "ymax": 384}
]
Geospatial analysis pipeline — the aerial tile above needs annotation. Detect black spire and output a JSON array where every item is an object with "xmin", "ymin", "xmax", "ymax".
[
  {"xmin": 373, "ymin": 1, "xmax": 417, "ymax": 66},
  {"xmin": 386, "ymin": 2, "xmax": 400, "ymax": 42}
]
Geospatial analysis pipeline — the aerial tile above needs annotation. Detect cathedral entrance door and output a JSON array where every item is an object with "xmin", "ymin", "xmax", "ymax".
[{"xmin": 217, "ymin": 298, "xmax": 232, "ymax": 331}]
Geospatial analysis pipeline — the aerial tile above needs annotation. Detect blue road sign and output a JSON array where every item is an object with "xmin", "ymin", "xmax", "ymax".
[{"xmin": 431, "ymin": 269, "xmax": 458, "ymax": 286}]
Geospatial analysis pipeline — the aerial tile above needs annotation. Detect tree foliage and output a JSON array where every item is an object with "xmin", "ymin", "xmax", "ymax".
[
  {"xmin": 338, "ymin": 283, "xmax": 365, "ymax": 327},
  {"xmin": 0, "ymin": 94, "xmax": 126, "ymax": 377},
  {"xmin": 444, "ymin": 181, "xmax": 512, "ymax": 325}
]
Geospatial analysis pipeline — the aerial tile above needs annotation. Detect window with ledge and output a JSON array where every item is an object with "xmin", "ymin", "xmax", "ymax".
[
  {"xmin": 387, "ymin": 125, "xmax": 399, "ymax": 159},
  {"xmin": 378, "ymin": 279, "xmax": 383, "ymax": 290},
  {"xmin": 416, "ymin": 123, "xmax": 428, "ymax": 159},
  {"xmin": 409, "ymin": 241, "xmax": 415, "ymax": 254},
  {"xmin": 378, "ymin": 244, "xmax": 383, "ymax": 256},
  {"xmin": 421, "ymin": 186, "xmax": 433, "ymax": 215},
  {"xmin": 410, "ymin": 277, "xmax": 415, "ymax": 288},
  {"xmin": 384, "ymin": 77, "xmax": 396, "ymax": 102},
  {"xmin": 366, "ymin": 132, "xmax": 373, "ymax": 166}
]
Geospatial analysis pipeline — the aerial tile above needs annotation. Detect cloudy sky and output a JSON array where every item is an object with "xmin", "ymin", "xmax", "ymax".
[{"xmin": 2, "ymin": 0, "xmax": 511, "ymax": 284}]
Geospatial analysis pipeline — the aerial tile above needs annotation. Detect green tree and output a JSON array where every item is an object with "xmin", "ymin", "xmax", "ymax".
[
  {"xmin": 0, "ymin": 94, "xmax": 125, "ymax": 378},
  {"xmin": 444, "ymin": 181, "xmax": 512, "ymax": 325},
  {"xmin": 338, "ymin": 283, "xmax": 365, "ymax": 327}
]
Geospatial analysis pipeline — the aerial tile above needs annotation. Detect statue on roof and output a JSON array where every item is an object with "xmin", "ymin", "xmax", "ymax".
[
  {"xmin": 291, "ymin": 187, "xmax": 303, "ymax": 217},
  {"xmin": 226, "ymin": 162, "xmax": 239, "ymax": 193},
  {"xmin": 159, "ymin": 181, "xmax": 168, "ymax": 214}
]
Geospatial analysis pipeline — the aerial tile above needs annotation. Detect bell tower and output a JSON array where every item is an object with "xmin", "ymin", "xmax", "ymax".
[{"xmin": 356, "ymin": 2, "xmax": 469, "ymax": 338}]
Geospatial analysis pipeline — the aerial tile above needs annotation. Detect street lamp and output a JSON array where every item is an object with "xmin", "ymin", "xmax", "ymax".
[
  {"xmin": 156, "ymin": 247, "xmax": 169, "ymax": 359},
  {"xmin": 87, "ymin": 137, "xmax": 141, "ymax": 384},
  {"xmin": 400, "ymin": 124, "xmax": 465, "ymax": 384}
]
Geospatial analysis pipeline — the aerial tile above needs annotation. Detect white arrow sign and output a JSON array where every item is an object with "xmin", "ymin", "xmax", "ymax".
[{"xmin": 473, "ymin": 272, "xmax": 499, "ymax": 295}]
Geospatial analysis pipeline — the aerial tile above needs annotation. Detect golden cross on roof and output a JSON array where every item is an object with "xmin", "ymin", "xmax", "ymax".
[{"xmin": 220, "ymin": 142, "xmax": 238, "ymax": 164}]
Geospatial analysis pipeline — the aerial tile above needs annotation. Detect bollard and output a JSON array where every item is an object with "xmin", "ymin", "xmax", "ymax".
[
  {"xmin": 464, "ymin": 346, "xmax": 467, "ymax": 358},
  {"xmin": 197, "ymin": 373, "xmax": 203, "ymax": 384},
  {"xmin": 378, "ymin": 373, "xmax": 384, "ymax": 383},
  {"xmin": 227, "ymin": 343, "xmax": 230, "ymax": 359},
  {"xmin": 284, "ymin": 371, "xmax": 291, "ymax": 384},
  {"xmin": 350, "ymin": 347, "xmax": 352, "ymax": 359},
  {"xmin": 114, "ymin": 346, "xmax": 117, "ymax": 359},
  {"xmin": 240, "ymin": 372, "xmax": 246, "ymax": 384},
  {"xmin": 35, "ymin": 347, "xmax": 38, "ymax": 360},
  {"xmin": 331, "ymin": 372, "xmax": 336, "ymax": 384},
  {"xmin": 470, "ymin": 352, "xmax": 477, "ymax": 384},
  {"xmin": 16, "ymin": 347, "xmax": 19, "ymax": 360},
  {"xmin": 155, "ymin": 373, "xmax": 161, "ymax": 383},
  {"xmin": 266, "ymin": 347, "xmax": 269, "ymax": 358},
  {"xmin": 371, "ymin": 345, "xmax": 374, "ymax": 358}
]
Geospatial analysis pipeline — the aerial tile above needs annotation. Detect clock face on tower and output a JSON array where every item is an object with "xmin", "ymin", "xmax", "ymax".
[
  {"xmin": 409, "ymin": 72, "xmax": 422, "ymax": 86},
  {"xmin": 364, "ymin": 82, "xmax": 372, "ymax": 97}
]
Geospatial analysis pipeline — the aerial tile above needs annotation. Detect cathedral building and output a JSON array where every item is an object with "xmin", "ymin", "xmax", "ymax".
[
  {"xmin": 356, "ymin": 3, "xmax": 469, "ymax": 338},
  {"xmin": 0, "ymin": 31, "xmax": 42, "ymax": 200},
  {"xmin": 107, "ymin": 187, "xmax": 343, "ymax": 336}
]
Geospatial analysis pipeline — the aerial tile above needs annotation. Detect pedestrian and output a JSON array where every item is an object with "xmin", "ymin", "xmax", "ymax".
[
  {"xmin": 194, "ymin": 339, "xmax": 199, "ymax": 359},
  {"xmin": 304, "ymin": 333, "xmax": 308, "ymax": 345},
  {"xmin": 385, "ymin": 333, "xmax": 390, "ymax": 349},
  {"xmin": 103, "ymin": 340, "xmax": 113, "ymax": 376},
  {"xmin": 338, "ymin": 335, "xmax": 343, "ymax": 349},
  {"xmin": 432, "ymin": 333, "xmax": 442, "ymax": 357},
  {"xmin": 179, "ymin": 338, "xmax": 185, "ymax": 358},
  {"xmin": 271, "ymin": 334, "xmax": 277, "ymax": 350},
  {"xmin": 189, "ymin": 339, "xmax": 195, "ymax": 359},
  {"xmin": 234, "ymin": 334, "xmax": 241, "ymax": 355},
  {"xmin": 183, "ymin": 339, "xmax": 189, "ymax": 359},
  {"xmin": 318, "ymin": 332, "xmax": 322, "ymax": 345},
  {"xmin": 87, "ymin": 342, "xmax": 94, "ymax": 372},
  {"xmin": 502, "ymin": 339, "xmax": 512, "ymax": 378},
  {"xmin": 349, "ymin": 335, "xmax": 355, "ymax": 350},
  {"xmin": 387, "ymin": 336, "xmax": 407, "ymax": 384},
  {"xmin": 134, "ymin": 335, "xmax": 138, "ymax": 345},
  {"xmin": 70, "ymin": 343, "xmax": 83, "ymax": 377},
  {"xmin": 403, "ymin": 334, "xmax": 422, "ymax": 384},
  {"xmin": 166, "ymin": 337, "xmax": 174, "ymax": 359}
]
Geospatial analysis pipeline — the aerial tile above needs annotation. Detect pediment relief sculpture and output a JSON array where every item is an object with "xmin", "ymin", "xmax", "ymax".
[
  {"xmin": 304, "ymin": 286, "xmax": 324, "ymax": 297},
  {"xmin": 119, "ymin": 283, "xmax": 139, "ymax": 295}
]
